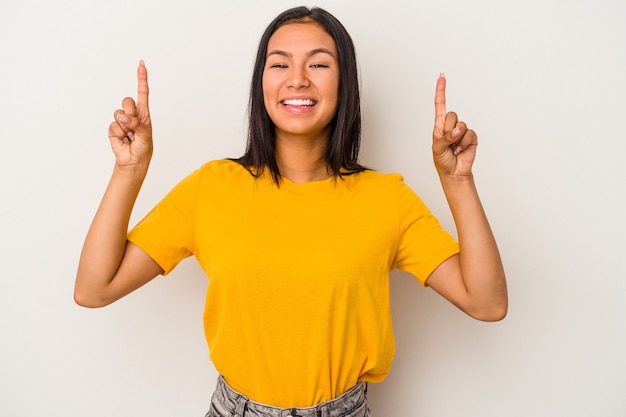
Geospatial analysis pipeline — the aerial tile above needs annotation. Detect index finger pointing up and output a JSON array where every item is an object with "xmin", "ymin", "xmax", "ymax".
[
  {"xmin": 137, "ymin": 60, "xmax": 149, "ymax": 108},
  {"xmin": 434, "ymin": 73, "xmax": 446, "ymax": 135}
]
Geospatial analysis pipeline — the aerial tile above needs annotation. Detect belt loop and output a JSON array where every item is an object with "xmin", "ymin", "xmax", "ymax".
[{"xmin": 234, "ymin": 395, "xmax": 247, "ymax": 417}]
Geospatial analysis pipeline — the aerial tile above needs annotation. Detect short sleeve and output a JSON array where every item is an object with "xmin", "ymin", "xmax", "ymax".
[
  {"xmin": 392, "ymin": 177, "xmax": 459, "ymax": 286},
  {"xmin": 127, "ymin": 168, "xmax": 202, "ymax": 275}
]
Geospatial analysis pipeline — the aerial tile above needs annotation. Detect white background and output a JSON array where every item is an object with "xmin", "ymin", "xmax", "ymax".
[{"xmin": 1, "ymin": 0, "xmax": 625, "ymax": 416}]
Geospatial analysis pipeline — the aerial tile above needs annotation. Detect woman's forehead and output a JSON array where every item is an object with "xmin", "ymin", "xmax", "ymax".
[{"xmin": 267, "ymin": 22, "xmax": 336, "ymax": 53}]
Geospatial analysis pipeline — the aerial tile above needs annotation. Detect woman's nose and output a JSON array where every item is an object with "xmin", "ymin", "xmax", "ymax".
[{"xmin": 287, "ymin": 65, "xmax": 310, "ymax": 89}]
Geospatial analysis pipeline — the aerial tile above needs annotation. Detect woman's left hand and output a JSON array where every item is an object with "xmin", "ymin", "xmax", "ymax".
[{"xmin": 432, "ymin": 74, "xmax": 477, "ymax": 177}]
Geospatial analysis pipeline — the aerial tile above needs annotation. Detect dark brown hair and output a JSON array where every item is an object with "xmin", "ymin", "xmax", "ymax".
[{"xmin": 231, "ymin": 6, "xmax": 367, "ymax": 184}]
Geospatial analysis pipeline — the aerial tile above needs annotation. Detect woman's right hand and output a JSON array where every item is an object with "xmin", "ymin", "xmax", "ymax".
[{"xmin": 108, "ymin": 60, "xmax": 153, "ymax": 169}]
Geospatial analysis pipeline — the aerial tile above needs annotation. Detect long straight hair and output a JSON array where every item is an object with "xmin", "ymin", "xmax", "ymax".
[{"xmin": 231, "ymin": 6, "xmax": 367, "ymax": 184}]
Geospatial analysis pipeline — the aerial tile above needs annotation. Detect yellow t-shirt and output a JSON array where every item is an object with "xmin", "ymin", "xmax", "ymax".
[{"xmin": 128, "ymin": 159, "xmax": 459, "ymax": 407}]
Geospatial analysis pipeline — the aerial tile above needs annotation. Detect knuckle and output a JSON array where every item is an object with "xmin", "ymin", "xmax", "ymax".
[
  {"xmin": 126, "ymin": 116, "xmax": 140, "ymax": 129},
  {"xmin": 109, "ymin": 123, "xmax": 124, "ymax": 135},
  {"xmin": 122, "ymin": 97, "xmax": 137, "ymax": 111}
]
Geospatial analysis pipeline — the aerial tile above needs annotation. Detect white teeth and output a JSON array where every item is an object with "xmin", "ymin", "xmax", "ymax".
[{"xmin": 282, "ymin": 99, "xmax": 315, "ymax": 106}]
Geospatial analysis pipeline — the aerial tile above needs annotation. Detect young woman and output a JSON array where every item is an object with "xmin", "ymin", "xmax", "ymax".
[{"xmin": 75, "ymin": 6, "xmax": 507, "ymax": 417}]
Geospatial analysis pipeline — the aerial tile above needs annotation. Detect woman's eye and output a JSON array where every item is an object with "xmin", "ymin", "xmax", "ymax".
[
  {"xmin": 270, "ymin": 64, "xmax": 287, "ymax": 69},
  {"xmin": 310, "ymin": 64, "xmax": 329, "ymax": 68}
]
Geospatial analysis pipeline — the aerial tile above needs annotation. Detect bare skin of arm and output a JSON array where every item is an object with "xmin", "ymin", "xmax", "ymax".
[
  {"xmin": 75, "ymin": 61, "xmax": 163, "ymax": 308},
  {"xmin": 425, "ymin": 74, "xmax": 508, "ymax": 322}
]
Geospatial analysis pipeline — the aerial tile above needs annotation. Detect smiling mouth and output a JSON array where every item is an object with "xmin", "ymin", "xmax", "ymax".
[{"xmin": 282, "ymin": 99, "xmax": 317, "ymax": 108}]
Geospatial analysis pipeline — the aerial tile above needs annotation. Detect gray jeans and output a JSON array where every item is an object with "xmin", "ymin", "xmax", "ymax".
[{"xmin": 205, "ymin": 376, "xmax": 371, "ymax": 417}]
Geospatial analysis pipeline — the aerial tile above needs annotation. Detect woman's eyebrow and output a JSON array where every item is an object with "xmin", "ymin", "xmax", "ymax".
[
  {"xmin": 267, "ymin": 48, "xmax": 336, "ymax": 58},
  {"xmin": 309, "ymin": 48, "xmax": 335, "ymax": 58}
]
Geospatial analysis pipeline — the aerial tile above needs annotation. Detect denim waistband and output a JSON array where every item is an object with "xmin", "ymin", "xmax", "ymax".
[{"xmin": 207, "ymin": 376, "xmax": 369, "ymax": 417}]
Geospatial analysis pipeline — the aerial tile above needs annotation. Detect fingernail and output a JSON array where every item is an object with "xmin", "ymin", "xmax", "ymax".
[
  {"xmin": 452, "ymin": 127, "xmax": 460, "ymax": 137},
  {"xmin": 454, "ymin": 146, "xmax": 462, "ymax": 155},
  {"xmin": 117, "ymin": 114, "xmax": 128, "ymax": 123}
]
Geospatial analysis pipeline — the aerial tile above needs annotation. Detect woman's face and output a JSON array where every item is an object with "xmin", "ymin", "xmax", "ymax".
[{"xmin": 262, "ymin": 22, "xmax": 339, "ymax": 143}]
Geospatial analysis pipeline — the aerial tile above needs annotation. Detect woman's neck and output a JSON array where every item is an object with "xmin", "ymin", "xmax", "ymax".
[{"xmin": 275, "ymin": 133, "xmax": 331, "ymax": 184}]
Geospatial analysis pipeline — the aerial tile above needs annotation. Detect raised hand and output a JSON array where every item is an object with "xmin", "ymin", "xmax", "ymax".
[
  {"xmin": 108, "ymin": 60, "xmax": 153, "ymax": 169},
  {"xmin": 426, "ymin": 74, "xmax": 508, "ymax": 322},
  {"xmin": 75, "ymin": 61, "xmax": 160, "ymax": 308},
  {"xmin": 432, "ymin": 74, "xmax": 477, "ymax": 177}
]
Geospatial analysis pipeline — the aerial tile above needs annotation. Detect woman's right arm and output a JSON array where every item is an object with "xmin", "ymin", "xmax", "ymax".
[{"xmin": 74, "ymin": 61, "xmax": 164, "ymax": 308}]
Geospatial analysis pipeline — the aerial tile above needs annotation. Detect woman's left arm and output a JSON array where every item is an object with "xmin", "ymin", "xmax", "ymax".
[{"xmin": 425, "ymin": 74, "xmax": 508, "ymax": 322}]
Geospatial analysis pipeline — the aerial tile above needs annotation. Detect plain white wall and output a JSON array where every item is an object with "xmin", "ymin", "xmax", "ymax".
[{"xmin": 1, "ymin": 0, "xmax": 625, "ymax": 415}]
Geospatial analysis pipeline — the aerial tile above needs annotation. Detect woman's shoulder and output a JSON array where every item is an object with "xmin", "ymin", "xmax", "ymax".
[
  {"xmin": 194, "ymin": 159, "xmax": 252, "ymax": 180},
  {"xmin": 198, "ymin": 158, "xmax": 245, "ymax": 173},
  {"xmin": 348, "ymin": 168, "xmax": 406, "ymax": 187},
  {"xmin": 337, "ymin": 169, "xmax": 409, "ymax": 199}
]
